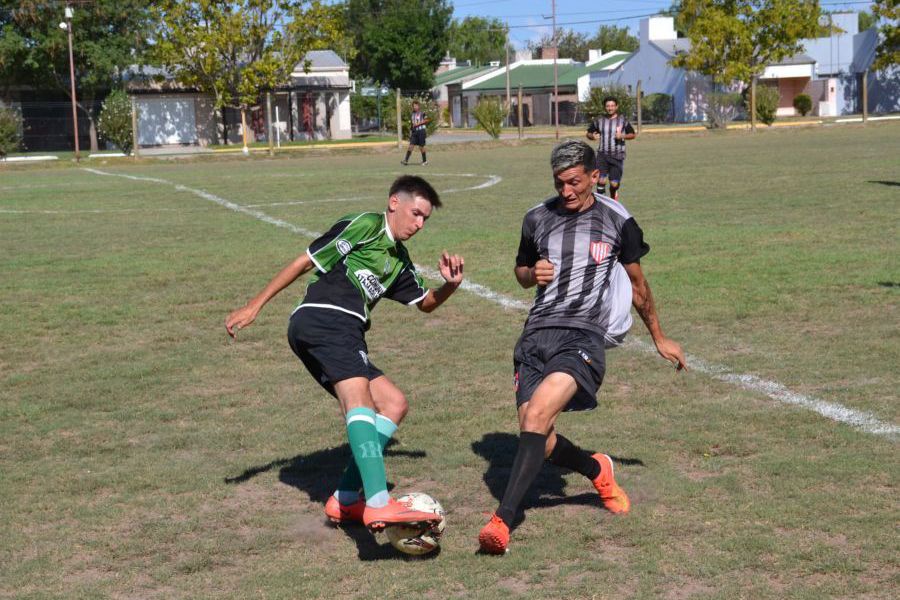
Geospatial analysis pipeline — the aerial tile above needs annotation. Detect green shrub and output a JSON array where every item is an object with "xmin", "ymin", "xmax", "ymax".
[
  {"xmin": 641, "ymin": 93, "xmax": 672, "ymax": 123},
  {"xmin": 97, "ymin": 89, "xmax": 134, "ymax": 154},
  {"xmin": 0, "ymin": 106, "xmax": 24, "ymax": 156},
  {"xmin": 705, "ymin": 92, "xmax": 743, "ymax": 129},
  {"xmin": 793, "ymin": 93, "xmax": 812, "ymax": 116},
  {"xmin": 580, "ymin": 85, "xmax": 636, "ymax": 122},
  {"xmin": 754, "ymin": 85, "xmax": 780, "ymax": 125},
  {"xmin": 472, "ymin": 97, "xmax": 504, "ymax": 139},
  {"xmin": 383, "ymin": 95, "xmax": 439, "ymax": 139}
]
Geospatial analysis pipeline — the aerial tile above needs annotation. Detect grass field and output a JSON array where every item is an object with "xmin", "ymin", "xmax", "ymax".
[{"xmin": 1, "ymin": 123, "xmax": 898, "ymax": 599}]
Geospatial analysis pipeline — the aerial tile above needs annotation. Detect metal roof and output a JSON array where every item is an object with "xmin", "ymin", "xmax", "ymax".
[
  {"xmin": 464, "ymin": 53, "xmax": 630, "ymax": 92},
  {"xmin": 434, "ymin": 64, "xmax": 496, "ymax": 86}
]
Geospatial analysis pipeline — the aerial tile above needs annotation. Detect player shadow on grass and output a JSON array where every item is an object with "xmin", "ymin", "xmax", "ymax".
[
  {"xmin": 224, "ymin": 441, "xmax": 428, "ymax": 561},
  {"xmin": 472, "ymin": 432, "xmax": 644, "ymax": 530}
]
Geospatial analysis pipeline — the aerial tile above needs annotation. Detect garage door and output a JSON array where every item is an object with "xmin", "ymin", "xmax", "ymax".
[{"xmin": 138, "ymin": 97, "xmax": 198, "ymax": 145}]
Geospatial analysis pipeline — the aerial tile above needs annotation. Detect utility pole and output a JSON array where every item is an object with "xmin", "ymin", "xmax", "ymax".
[
  {"xmin": 60, "ymin": 5, "xmax": 80, "ymax": 161},
  {"xmin": 552, "ymin": 0, "xmax": 559, "ymax": 139},
  {"xmin": 505, "ymin": 25, "xmax": 511, "ymax": 128}
]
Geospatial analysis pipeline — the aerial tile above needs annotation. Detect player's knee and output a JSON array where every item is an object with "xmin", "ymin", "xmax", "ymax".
[
  {"xmin": 610, "ymin": 181, "xmax": 620, "ymax": 188},
  {"xmin": 520, "ymin": 406, "xmax": 554, "ymax": 435}
]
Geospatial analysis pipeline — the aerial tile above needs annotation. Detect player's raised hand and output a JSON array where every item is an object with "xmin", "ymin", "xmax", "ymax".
[
  {"xmin": 533, "ymin": 258, "xmax": 555, "ymax": 286},
  {"xmin": 225, "ymin": 305, "xmax": 258, "ymax": 338},
  {"xmin": 655, "ymin": 336, "xmax": 687, "ymax": 372},
  {"xmin": 439, "ymin": 251, "xmax": 465, "ymax": 284}
]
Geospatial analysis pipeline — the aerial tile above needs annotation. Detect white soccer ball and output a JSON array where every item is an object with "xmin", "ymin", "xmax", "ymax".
[{"xmin": 385, "ymin": 493, "xmax": 445, "ymax": 556}]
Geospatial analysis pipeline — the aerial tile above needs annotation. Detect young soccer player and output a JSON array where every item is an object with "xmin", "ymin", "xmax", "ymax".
[
  {"xmin": 226, "ymin": 175, "xmax": 464, "ymax": 531},
  {"xmin": 478, "ymin": 140, "xmax": 686, "ymax": 554},
  {"xmin": 586, "ymin": 97, "xmax": 636, "ymax": 200},
  {"xmin": 402, "ymin": 101, "xmax": 430, "ymax": 166}
]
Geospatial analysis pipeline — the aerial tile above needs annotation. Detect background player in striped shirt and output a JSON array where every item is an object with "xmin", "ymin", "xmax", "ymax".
[
  {"xmin": 402, "ymin": 101, "xmax": 430, "ymax": 166},
  {"xmin": 478, "ymin": 140, "xmax": 686, "ymax": 555},
  {"xmin": 225, "ymin": 175, "xmax": 464, "ymax": 531},
  {"xmin": 586, "ymin": 97, "xmax": 636, "ymax": 200}
]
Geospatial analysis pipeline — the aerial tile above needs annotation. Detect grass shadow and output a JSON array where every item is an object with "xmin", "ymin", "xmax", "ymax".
[
  {"xmin": 225, "ymin": 441, "xmax": 427, "ymax": 561},
  {"xmin": 471, "ymin": 432, "xmax": 644, "ymax": 529},
  {"xmin": 867, "ymin": 180, "xmax": 900, "ymax": 187}
]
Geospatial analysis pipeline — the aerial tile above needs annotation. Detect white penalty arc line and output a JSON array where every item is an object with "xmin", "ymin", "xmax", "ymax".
[{"xmin": 83, "ymin": 167, "xmax": 898, "ymax": 440}]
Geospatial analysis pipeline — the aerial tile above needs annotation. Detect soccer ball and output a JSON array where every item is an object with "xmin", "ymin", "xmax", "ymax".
[{"xmin": 385, "ymin": 493, "xmax": 445, "ymax": 556}]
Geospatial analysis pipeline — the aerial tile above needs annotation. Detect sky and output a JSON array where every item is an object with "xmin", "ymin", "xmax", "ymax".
[{"xmin": 450, "ymin": 0, "xmax": 876, "ymax": 50}]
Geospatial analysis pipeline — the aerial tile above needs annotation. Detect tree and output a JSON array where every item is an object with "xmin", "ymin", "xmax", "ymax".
[
  {"xmin": 345, "ymin": 0, "xmax": 452, "ymax": 90},
  {"xmin": 472, "ymin": 97, "xmax": 504, "ymax": 138},
  {"xmin": 97, "ymin": 89, "xmax": 133, "ymax": 154},
  {"xmin": 871, "ymin": 0, "xmax": 899, "ymax": 71},
  {"xmin": 152, "ymin": 1, "xmax": 345, "ymax": 147},
  {"xmin": 858, "ymin": 10, "xmax": 877, "ymax": 32},
  {"xmin": 671, "ymin": 0, "xmax": 823, "ymax": 85},
  {"xmin": 448, "ymin": 17, "xmax": 508, "ymax": 66},
  {"xmin": 0, "ymin": 0, "xmax": 156, "ymax": 151},
  {"xmin": 0, "ymin": 106, "xmax": 23, "ymax": 155},
  {"xmin": 587, "ymin": 25, "xmax": 640, "ymax": 54},
  {"xmin": 528, "ymin": 29, "xmax": 590, "ymax": 61}
]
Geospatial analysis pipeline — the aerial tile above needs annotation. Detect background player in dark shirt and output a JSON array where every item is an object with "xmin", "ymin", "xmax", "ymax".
[
  {"xmin": 586, "ymin": 97, "xmax": 636, "ymax": 200},
  {"xmin": 478, "ymin": 140, "xmax": 686, "ymax": 555},
  {"xmin": 402, "ymin": 101, "xmax": 430, "ymax": 166}
]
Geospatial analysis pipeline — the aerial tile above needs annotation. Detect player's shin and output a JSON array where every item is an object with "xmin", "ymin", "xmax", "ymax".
[
  {"xmin": 547, "ymin": 433, "xmax": 601, "ymax": 479},
  {"xmin": 496, "ymin": 431, "xmax": 547, "ymax": 526},
  {"xmin": 335, "ymin": 414, "xmax": 398, "ymax": 504},
  {"xmin": 345, "ymin": 407, "xmax": 390, "ymax": 507}
]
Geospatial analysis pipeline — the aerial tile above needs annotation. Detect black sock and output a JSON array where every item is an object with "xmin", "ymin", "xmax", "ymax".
[
  {"xmin": 404, "ymin": 151, "xmax": 411, "ymax": 162},
  {"xmin": 496, "ymin": 431, "xmax": 547, "ymax": 525},
  {"xmin": 598, "ymin": 185, "xmax": 606, "ymax": 195},
  {"xmin": 548, "ymin": 434, "xmax": 600, "ymax": 480},
  {"xmin": 610, "ymin": 185, "xmax": 619, "ymax": 199},
  {"xmin": 421, "ymin": 152, "xmax": 426, "ymax": 162}
]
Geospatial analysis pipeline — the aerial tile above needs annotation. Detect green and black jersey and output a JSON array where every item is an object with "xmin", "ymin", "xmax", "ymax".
[{"xmin": 293, "ymin": 212, "xmax": 429, "ymax": 325}]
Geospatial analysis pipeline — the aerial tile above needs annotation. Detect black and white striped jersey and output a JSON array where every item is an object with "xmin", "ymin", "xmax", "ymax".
[
  {"xmin": 587, "ymin": 115, "xmax": 635, "ymax": 158},
  {"xmin": 516, "ymin": 193, "xmax": 648, "ymax": 335}
]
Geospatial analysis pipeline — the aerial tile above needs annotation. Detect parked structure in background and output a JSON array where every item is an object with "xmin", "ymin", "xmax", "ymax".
[
  {"xmin": 593, "ymin": 14, "xmax": 898, "ymax": 122},
  {"xmin": 127, "ymin": 50, "xmax": 351, "ymax": 148},
  {"xmin": 431, "ymin": 56, "xmax": 497, "ymax": 126},
  {"xmin": 454, "ymin": 48, "xmax": 630, "ymax": 128}
]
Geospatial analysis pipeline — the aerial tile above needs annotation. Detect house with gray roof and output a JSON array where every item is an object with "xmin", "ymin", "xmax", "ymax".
[{"xmin": 128, "ymin": 49, "xmax": 352, "ymax": 147}]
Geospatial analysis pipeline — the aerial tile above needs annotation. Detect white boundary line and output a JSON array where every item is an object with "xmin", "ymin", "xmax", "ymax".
[
  {"xmin": 4, "ymin": 171, "xmax": 502, "ymax": 215},
  {"xmin": 83, "ymin": 167, "xmax": 898, "ymax": 440}
]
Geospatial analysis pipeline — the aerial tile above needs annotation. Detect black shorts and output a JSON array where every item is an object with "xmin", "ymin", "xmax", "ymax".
[
  {"xmin": 597, "ymin": 154, "xmax": 624, "ymax": 183},
  {"xmin": 409, "ymin": 129, "xmax": 426, "ymax": 146},
  {"xmin": 287, "ymin": 306, "xmax": 384, "ymax": 398},
  {"xmin": 513, "ymin": 327, "xmax": 606, "ymax": 412}
]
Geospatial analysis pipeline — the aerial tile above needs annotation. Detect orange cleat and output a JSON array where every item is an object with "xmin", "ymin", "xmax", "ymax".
[
  {"xmin": 591, "ymin": 453, "xmax": 630, "ymax": 514},
  {"xmin": 324, "ymin": 495, "xmax": 365, "ymax": 524},
  {"xmin": 478, "ymin": 513, "xmax": 510, "ymax": 555},
  {"xmin": 362, "ymin": 497, "xmax": 442, "ymax": 531}
]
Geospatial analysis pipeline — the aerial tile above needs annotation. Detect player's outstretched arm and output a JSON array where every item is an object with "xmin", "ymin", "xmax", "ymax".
[
  {"xmin": 623, "ymin": 261, "xmax": 687, "ymax": 371},
  {"xmin": 225, "ymin": 253, "xmax": 314, "ymax": 338},
  {"xmin": 417, "ymin": 251, "xmax": 464, "ymax": 313}
]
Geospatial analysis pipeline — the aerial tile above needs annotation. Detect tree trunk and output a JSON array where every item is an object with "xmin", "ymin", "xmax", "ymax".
[{"xmin": 88, "ymin": 114, "xmax": 99, "ymax": 152}]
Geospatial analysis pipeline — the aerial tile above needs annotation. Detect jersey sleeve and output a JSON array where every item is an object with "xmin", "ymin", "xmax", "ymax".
[
  {"xmin": 623, "ymin": 121, "xmax": 636, "ymax": 135},
  {"xmin": 515, "ymin": 211, "xmax": 540, "ymax": 267},
  {"xmin": 307, "ymin": 214, "xmax": 381, "ymax": 273},
  {"xmin": 618, "ymin": 217, "xmax": 650, "ymax": 264},
  {"xmin": 385, "ymin": 264, "xmax": 429, "ymax": 305}
]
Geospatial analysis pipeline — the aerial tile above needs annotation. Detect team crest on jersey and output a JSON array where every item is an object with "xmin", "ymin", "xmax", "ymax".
[
  {"xmin": 354, "ymin": 268, "xmax": 386, "ymax": 300},
  {"xmin": 336, "ymin": 239, "xmax": 352, "ymax": 255},
  {"xmin": 589, "ymin": 241, "xmax": 611, "ymax": 265},
  {"xmin": 383, "ymin": 258, "xmax": 392, "ymax": 276}
]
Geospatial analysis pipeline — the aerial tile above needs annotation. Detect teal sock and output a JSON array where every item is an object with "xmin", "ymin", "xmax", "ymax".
[
  {"xmin": 335, "ymin": 414, "xmax": 397, "ymax": 504},
  {"xmin": 345, "ymin": 407, "xmax": 389, "ymax": 507}
]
